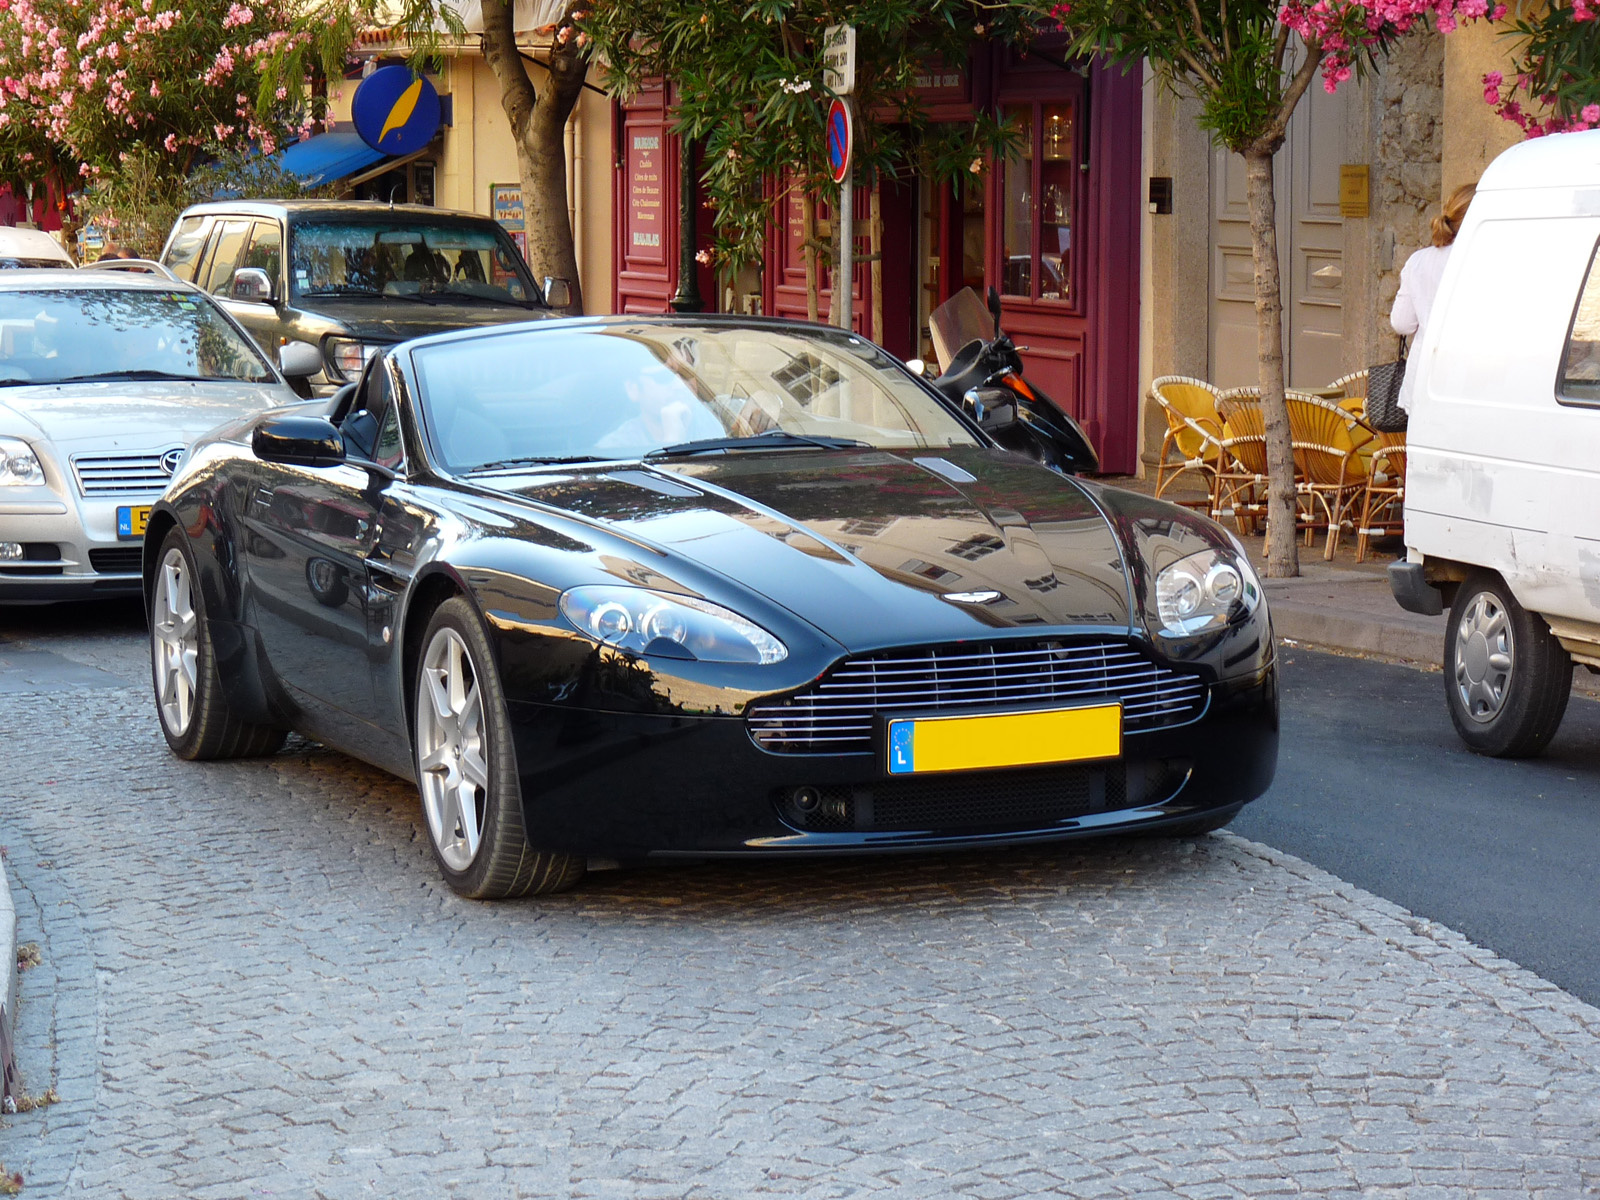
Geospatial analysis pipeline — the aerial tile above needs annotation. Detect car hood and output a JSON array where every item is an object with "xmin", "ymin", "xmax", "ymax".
[
  {"xmin": 303, "ymin": 299, "xmax": 556, "ymax": 343},
  {"xmin": 0, "ymin": 380, "xmax": 295, "ymax": 455},
  {"xmin": 487, "ymin": 447, "xmax": 1135, "ymax": 648}
]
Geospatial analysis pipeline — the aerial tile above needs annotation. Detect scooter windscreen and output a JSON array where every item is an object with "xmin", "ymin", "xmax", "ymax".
[{"xmin": 928, "ymin": 287, "xmax": 994, "ymax": 372}]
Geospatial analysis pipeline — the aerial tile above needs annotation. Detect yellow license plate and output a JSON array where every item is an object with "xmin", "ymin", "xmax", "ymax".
[
  {"xmin": 116, "ymin": 505, "xmax": 151, "ymax": 539},
  {"xmin": 885, "ymin": 704, "xmax": 1122, "ymax": 775}
]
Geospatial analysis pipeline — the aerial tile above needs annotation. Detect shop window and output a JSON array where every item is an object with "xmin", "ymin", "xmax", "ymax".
[{"xmin": 1000, "ymin": 101, "xmax": 1076, "ymax": 304}]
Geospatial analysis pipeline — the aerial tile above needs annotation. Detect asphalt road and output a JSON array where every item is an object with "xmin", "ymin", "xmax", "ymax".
[
  {"xmin": 4, "ymin": 600, "xmax": 1600, "ymax": 1011},
  {"xmin": 1235, "ymin": 644, "xmax": 1600, "ymax": 1007}
]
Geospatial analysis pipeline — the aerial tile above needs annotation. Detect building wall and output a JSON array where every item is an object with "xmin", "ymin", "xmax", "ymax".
[{"xmin": 1139, "ymin": 31, "xmax": 1458, "ymax": 475}]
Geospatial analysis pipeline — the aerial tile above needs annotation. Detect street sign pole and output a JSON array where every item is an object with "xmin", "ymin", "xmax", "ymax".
[
  {"xmin": 824, "ymin": 25, "xmax": 856, "ymax": 332},
  {"xmin": 837, "ymin": 112, "xmax": 853, "ymax": 331}
]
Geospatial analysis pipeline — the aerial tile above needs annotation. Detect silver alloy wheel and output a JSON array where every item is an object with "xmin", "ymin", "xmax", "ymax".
[
  {"xmin": 417, "ymin": 627, "xmax": 490, "ymax": 871},
  {"xmin": 151, "ymin": 545, "xmax": 199, "ymax": 737},
  {"xmin": 1453, "ymin": 590, "xmax": 1515, "ymax": 723}
]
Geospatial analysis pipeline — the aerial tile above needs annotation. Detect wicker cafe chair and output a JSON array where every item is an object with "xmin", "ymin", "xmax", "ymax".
[
  {"xmin": 1150, "ymin": 376, "xmax": 1227, "ymax": 512},
  {"xmin": 1213, "ymin": 389, "xmax": 1269, "ymax": 534},
  {"xmin": 1355, "ymin": 432, "xmax": 1407, "ymax": 563},
  {"xmin": 1328, "ymin": 370, "xmax": 1369, "ymax": 404},
  {"xmin": 1284, "ymin": 391, "xmax": 1376, "ymax": 560}
]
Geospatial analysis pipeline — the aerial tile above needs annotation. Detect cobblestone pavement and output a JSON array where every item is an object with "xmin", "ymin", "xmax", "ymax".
[{"xmin": 4, "ymin": 635, "xmax": 1600, "ymax": 1198}]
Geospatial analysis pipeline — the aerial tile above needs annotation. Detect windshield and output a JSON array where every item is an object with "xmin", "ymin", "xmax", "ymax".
[
  {"xmin": 928, "ymin": 287, "xmax": 995, "ymax": 373},
  {"xmin": 0, "ymin": 258, "xmax": 69, "ymax": 270},
  {"xmin": 289, "ymin": 221, "xmax": 539, "ymax": 306},
  {"xmin": 411, "ymin": 324, "xmax": 980, "ymax": 472},
  {"xmin": 0, "ymin": 288, "xmax": 276, "ymax": 386}
]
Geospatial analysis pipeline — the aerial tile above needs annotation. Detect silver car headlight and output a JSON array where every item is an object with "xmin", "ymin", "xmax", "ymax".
[
  {"xmin": 325, "ymin": 337, "xmax": 380, "ymax": 382},
  {"xmin": 559, "ymin": 585, "xmax": 788, "ymax": 664},
  {"xmin": 0, "ymin": 436, "xmax": 44, "ymax": 486},
  {"xmin": 1153, "ymin": 546, "xmax": 1262, "ymax": 637}
]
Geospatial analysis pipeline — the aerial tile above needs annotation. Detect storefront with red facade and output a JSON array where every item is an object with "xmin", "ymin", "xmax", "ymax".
[{"xmin": 612, "ymin": 40, "xmax": 1143, "ymax": 474}]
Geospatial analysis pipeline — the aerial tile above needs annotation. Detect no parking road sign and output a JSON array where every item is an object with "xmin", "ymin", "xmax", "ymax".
[{"xmin": 826, "ymin": 98, "xmax": 852, "ymax": 185}]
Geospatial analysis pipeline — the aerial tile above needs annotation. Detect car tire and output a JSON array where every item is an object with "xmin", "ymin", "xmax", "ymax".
[
  {"xmin": 413, "ymin": 597, "xmax": 586, "ymax": 899},
  {"xmin": 150, "ymin": 528, "xmax": 287, "ymax": 760},
  {"xmin": 1444, "ymin": 573, "xmax": 1572, "ymax": 758}
]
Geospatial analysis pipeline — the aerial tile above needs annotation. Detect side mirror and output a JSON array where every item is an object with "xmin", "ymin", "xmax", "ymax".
[
  {"xmin": 963, "ymin": 386, "xmax": 1017, "ymax": 431},
  {"xmin": 986, "ymin": 285, "xmax": 1002, "ymax": 336},
  {"xmin": 543, "ymin": 276, "xmax": 573, "ymax": 309},
  {"xmin": 252, "ymin": 414, "xmax": 346, "ymax": 468},
  {"xmin": 231, "ymin": 266, "xmax": 274, "ymax": 304},
  {"xmin": 905, "ymin": 357, "xmax": 928, "ymax": 378},
  {"xmin": 277, "ymin": 340, "xmax": 322, "ymax": 380}
]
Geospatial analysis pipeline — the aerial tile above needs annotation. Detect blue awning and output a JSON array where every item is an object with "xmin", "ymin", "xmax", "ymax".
[{"xmin": 277, "ymin": 130, "xmax": 388, "ymax": 185}]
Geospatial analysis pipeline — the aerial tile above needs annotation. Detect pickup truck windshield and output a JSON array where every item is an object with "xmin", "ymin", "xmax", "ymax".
[{"xmin": 289, "ymin": 222, "xmax": 541, "ymax": 307}]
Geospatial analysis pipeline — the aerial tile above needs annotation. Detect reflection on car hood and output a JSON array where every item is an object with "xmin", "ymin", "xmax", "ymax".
[
  {"xmin": 489, "ymin": 447, "xmax": 1134, "ymax": 648},
  {"xmin": 0, "ymin": 380, "xmax": 296, "ymax": 455},
  {"xmin": 305, "ymin": 299, "xmax": 557, "ymax": 343}
]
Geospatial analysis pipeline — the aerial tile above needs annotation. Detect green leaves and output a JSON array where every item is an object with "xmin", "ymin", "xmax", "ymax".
[{"xmin": 578, "ymin": 0, "xmax": 1047, "ymax": 273}]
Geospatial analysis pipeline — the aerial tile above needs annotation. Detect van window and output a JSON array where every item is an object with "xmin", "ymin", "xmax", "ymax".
[
  {"xmin": 201, "ymin": 220, "xmax": 252, "ymax": 296},
  {"xmin": 163, "ymin": 216, "xmax": 209, "ymax": 282},
  {"xmin": 1559, "ymin": 237, "xmax": 1600, "ymax": 404}
]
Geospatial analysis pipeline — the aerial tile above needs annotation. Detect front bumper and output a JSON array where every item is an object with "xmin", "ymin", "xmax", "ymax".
[
  {"xmin": 506, "ymin": 663, "xmax": 1278, "ymax": 858},
  {"xmin": 0, "ymin": 495, "xmax": 151, "ymax": 600}
]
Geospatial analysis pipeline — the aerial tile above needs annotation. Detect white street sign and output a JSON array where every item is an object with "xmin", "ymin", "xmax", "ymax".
[{"xmin": 823, "ymin": 24, "xmax": 856, "ymax": 97}]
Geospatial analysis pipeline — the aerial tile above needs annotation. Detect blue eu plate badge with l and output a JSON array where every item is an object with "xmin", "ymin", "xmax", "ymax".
[{"xmin": 888, "ymin": 722, "xmax": 915, "ymax": 774}]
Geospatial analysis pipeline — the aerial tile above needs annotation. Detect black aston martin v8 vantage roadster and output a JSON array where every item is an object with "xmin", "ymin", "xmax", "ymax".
[{"xmin": 142, "ymin": 317, "xmax": 1277, "ymax": 899}]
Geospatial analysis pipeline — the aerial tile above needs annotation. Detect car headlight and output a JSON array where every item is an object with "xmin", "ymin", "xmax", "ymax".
[
  {"xmin": 1153, "ymin": 546, "xmax": 1262, "ymax": 637},
  {"xmin": 0, "ymin": 436, "xmax": 44, "ymax": 486},
  {"xmin": 559, "ymin": 585, "xmax": 788, "ymax": 664},
  {"xmin": 325, "ymin": 338, "xmax": 379, "ymax": 382}
]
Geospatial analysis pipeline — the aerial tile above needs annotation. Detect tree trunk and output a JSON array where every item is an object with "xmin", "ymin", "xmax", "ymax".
[
  {"xmin": 1243, "ymin": 147, "xmax": 1299, "ymax": 578},
  {"xmin": 480, "ymin": 0, "xmax": 587, "ymax": 313},
  {"xmin": 802, "ymin": 190, "xmax": 818, "ymax": 323}
]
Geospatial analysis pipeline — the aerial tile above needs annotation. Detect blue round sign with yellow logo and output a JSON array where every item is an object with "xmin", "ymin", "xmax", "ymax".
[{"xmin": 351, "ymin": 65, "xmax": 442, "ymax": 157}]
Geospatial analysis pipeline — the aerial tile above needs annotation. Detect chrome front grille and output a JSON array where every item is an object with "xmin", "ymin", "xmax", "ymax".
[
  {"xmin": 71, "ymin": 452, "xmax": 173, "ymax": 497},
  {"xmin": 748, "ymin": 640, "xmax": 1208, "ymax": 754}
]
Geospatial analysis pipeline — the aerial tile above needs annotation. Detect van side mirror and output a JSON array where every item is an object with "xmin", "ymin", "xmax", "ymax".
[
  {"xmin": 277, "ymin": 340, "xmax": 322, "ymax": 380},
  {"xmin": 543, "ymin": 276, "xmax": 572, "ymax": 309},
  {"xmin": 253, "ymin": 414, "xmax": 346, "ymax": 468},
  {"xmin": 231, "ymin": 267, "xmax": 275, "ymax": 304}
]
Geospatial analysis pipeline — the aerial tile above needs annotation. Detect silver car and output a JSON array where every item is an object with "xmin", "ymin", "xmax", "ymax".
[{"xmin": 0, "ymin": 270, "xmax": 308, "ymax": 601}]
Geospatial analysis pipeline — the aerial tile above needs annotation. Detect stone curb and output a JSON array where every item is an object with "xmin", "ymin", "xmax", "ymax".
[
  {"xmin": 1, "ymin": 843, "xmax": 15, "ymax": 1098},
  {"xmin": 1268, "ymin": 595, "xmax": 1445, "ymax": 667}
]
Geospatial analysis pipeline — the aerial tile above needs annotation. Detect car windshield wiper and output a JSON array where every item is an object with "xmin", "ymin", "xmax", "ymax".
[
  {"xmin": 47, "ymin": 369, "xmax": 220, "ymax": 384},
  {"xmin": 298, "ymin": 286, "xmax": 385, "ymax": 298},
  {"xmin": 466, "ymin": 455, "xmax": 609, "ymax": 472},
  {"xmin": 646, "ymin": 430, "xmax": 871, "ymax": 458}
]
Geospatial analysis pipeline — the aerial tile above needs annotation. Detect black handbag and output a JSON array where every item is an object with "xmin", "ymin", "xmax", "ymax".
[{"xmin": 1366, "ymin": 337, "xmax": 1409, "ymax": 432}]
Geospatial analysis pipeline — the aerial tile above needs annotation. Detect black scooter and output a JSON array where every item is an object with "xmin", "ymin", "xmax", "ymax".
[{"xmin": 918, "ymin": 286, "xmax": 1099, "ymax": 475}]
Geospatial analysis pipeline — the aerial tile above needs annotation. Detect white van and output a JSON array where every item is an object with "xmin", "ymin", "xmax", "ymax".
[{"xmin": 1392, "ymin": 129, "xmax": 1600, "ymax": 757}]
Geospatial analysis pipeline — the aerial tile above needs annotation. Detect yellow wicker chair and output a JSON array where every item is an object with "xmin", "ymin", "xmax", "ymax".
[
  {"xmin": 1150, "ymin": 376, "xmax": 1227, "ymax": 512},
  {"xmin": 1285, "ymin": 391, "xmax": 1376, "ymax": 559},
  {"xmin": 1213, "ymin": 393, "xmax": 1269, "ymax": 534},
  {"xmin": 1355, "ymin": 432, "xmax": 1407, "ymax": 563}
]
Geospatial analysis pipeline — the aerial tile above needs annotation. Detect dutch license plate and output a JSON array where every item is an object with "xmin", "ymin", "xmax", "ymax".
[
  {"xmin": 116, "ymin": 505, "xmax": 151, "ymax": 540},
  {"xmin": 885, "ymin": 704, "xmax": 1122, "ymax": 775}
]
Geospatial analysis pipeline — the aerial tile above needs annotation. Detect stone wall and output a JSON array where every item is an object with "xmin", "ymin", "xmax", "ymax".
[{"xmin": 1353, "ymin": 32, "xmax": 1446, "ymax": 371}]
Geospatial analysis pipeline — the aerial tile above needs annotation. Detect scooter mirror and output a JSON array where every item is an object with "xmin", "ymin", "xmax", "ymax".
[
  {"xmin": 986, "ymin": 286, "xmax": 1002, "ymax": 336},
  {"xmin": 963, "ymin": 386, "xmax": 1017, "ymax": 431}
]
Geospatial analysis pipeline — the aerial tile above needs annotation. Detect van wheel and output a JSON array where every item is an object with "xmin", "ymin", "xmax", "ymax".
[{"xmin": 1444, "ymin": 574, "xmax": 1572, "ymax": 758}]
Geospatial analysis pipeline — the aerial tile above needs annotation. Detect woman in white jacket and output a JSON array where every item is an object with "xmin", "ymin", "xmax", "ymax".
[{"xmin": 1391, "ymin": 182, "xmax": 1475, "ymax": 412}]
